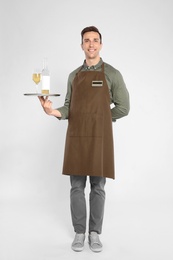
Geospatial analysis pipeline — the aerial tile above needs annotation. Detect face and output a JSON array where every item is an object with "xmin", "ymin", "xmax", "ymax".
[{"xmin": 81, "ymin": 31, "xmax": 102, "ymax": 61}]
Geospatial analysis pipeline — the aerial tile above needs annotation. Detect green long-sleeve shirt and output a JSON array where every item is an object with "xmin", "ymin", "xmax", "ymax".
[{"xmin": 57, "ymin": 58, "xmax": 130, "ymax": 122}]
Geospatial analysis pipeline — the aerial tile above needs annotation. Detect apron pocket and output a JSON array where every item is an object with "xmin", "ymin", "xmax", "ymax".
[{"xmin": 68, "ymin": 113, "xmax": 103, "ymax": 137}]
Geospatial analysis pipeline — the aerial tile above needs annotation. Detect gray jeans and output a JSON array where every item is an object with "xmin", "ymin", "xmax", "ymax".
[{"xmin": 70, "ymin": 175, "xmax": 106, "ymax": 234}]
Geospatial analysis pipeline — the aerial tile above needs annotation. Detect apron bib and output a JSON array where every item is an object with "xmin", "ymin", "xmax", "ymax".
[{"xmin": 62, "ymin": 63, "xmax": 115, "ymax": 179}]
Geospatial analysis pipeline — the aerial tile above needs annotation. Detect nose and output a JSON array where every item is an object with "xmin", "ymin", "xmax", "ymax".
[{"xmin": 89, "ymin": 40, "xmax": 94, "ymax": 46}]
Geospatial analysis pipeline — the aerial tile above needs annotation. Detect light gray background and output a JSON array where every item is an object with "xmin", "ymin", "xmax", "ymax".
[{"xmin": 0, "ymin": 0, "xmax": 173, "ymax": 259}]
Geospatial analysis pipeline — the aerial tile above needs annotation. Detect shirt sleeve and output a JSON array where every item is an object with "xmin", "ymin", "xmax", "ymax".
[
  {"xmin": 56, "ymin": 66, "xmax": 82, "ymax": 120},
  {"xmin": 56, "ymin": 74, "xmax": 72, "ymax": 120},
  {"xmin": 110, "ymin": 69, "xmax": 130, "ymax": 121}
]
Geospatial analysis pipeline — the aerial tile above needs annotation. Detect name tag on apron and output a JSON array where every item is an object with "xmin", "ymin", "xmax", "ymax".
[{"xmin": 92, "ymin": 81, "xmax": 103, "ymax": 87}]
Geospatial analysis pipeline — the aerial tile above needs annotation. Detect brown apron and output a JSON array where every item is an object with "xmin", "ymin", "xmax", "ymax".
[{"xmin": 62, "ymin": 63, "xmax": 115, "ymax": 179}]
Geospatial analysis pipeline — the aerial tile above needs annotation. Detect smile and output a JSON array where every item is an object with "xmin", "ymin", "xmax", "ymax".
[{"xmin": 88, "ymin": 49, "xmax": 95, "ymax": 52}]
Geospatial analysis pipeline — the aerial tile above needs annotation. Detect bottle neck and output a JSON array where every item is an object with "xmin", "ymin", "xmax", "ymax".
[{"xmin": 43, "ymin": 58, "xmax": 48, "ymax": 70}]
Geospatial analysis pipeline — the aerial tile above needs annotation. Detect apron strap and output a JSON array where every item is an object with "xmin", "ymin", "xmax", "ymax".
[
  {"xmin": 75, "ymin": 65, "xmax": 83, "ymax": 76},
  {"xmin": 101, "ymin": 62, "xmax": 104, "ymax": 71}
]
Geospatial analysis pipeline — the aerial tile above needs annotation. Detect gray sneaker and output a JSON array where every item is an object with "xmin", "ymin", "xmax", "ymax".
[
  {"xmin": 71, "ymin": 233, "xmax": 85, "ymax": 252},
  {"xmin": 88, "ymin": 231, "xmax": 103, "ymax": 252}
]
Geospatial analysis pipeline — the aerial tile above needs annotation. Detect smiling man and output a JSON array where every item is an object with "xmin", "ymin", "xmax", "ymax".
[
  {"xmin": 81, "ymin": 30, "xmax": 102, "ymax": 63},
  {"xmin": 39, "ymin": 26, "xmax": 130, "ymax": 252}
]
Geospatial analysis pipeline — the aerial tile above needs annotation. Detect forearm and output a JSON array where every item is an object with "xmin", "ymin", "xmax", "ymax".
[
  {"xmin": 111, "ymin": 100, "xmax": 130, "ymax": 121},
  {"xmin": 49, "ymin": 109, "xmax": 62, "ymax": 118},
  {"xmin": 110, "ymin": 70, "xmax": 130, "ymax": 121},
  {"xmin": 56, "ymin": 106, "xmax": 69, "ymax": 119},
  {"xmin": 112, "ymin": 88, "xmax": 130, "ymax": 120}
]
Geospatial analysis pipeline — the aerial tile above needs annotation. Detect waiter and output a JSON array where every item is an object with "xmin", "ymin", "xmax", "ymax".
[{"xmin": 39, "ymin": 26, "xmax": 130, "ymax": 253}]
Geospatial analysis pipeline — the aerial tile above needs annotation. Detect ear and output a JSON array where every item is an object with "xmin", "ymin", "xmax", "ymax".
[{"xmin": 81, "ymin": 43, "xmax": 84, "ymax": 50}]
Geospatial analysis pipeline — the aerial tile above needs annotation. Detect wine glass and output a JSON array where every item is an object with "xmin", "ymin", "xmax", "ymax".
[{"xmin": 32, "ymin": 69, "xmax": 41, "ymax": 93}]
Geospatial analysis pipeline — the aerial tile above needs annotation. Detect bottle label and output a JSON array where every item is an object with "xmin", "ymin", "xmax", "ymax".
[{"xmin": 42, "ymin": 75, "xmax": 50, "ymax": 91}]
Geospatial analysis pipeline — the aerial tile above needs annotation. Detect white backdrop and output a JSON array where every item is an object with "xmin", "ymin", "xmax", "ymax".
[{"xmin": 0, "ymin": 0, "xmax": 173, "ymax": 259}]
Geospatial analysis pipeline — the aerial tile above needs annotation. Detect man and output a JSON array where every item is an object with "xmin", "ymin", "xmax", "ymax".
[{"xmin": 39, "ymin": 26, "xmax": 130, "ymax": 252}]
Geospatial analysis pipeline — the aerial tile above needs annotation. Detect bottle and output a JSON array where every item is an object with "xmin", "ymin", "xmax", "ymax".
[{"xmin": 41, "ymin": 58, "xmax": 50, "ymax": 94}]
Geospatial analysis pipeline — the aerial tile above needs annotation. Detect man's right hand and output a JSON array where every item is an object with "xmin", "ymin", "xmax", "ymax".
[{"xmin": 38, "ymin": 96, "xmax": 61, "ymax": 117}]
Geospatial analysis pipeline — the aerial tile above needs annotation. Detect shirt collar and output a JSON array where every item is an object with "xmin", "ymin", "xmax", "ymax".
[{"xmin": 83, "ymin": 58, "xmax": 103, "ymax": 70}]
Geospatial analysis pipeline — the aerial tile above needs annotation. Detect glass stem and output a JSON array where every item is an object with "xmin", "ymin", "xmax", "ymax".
[{"xmin": 35, "ymin": 84, "xmax": 38, "ymax": 93}]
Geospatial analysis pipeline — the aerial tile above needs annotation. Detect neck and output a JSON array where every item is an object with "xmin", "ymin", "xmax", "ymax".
[{"xmin": 85, "ymin": 57, "xmax": 100, "ymax": 67}]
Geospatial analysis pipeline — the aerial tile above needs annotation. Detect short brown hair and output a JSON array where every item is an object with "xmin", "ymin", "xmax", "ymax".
[{"xmin": 81, "ymin": 26, "xmax": 102, "ymax": 44}]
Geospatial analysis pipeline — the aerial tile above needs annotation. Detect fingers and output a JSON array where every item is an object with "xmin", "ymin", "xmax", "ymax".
[
  {"xmin": 38, "ymin": 96, "xmax": 44, "ymax": 105},
  {"xmin": 38, "ymin": 96, "xmax": 45, "ymax": 102},
  {"xmin": 37, "ymin": 95, "xmax": 53, "ymax": 115},
  {"xmin": 38, "ymin": 96, "xmax": 48, "ymax": 101},
  {"xmin": 45, "ymin": 100, "xmax": 52, "ymax": 106},
  {"xmin": 38, "ymin": 96, "xmax": 50, "ymax": 105}
]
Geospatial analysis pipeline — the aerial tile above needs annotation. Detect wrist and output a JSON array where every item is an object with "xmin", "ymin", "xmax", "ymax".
[{"xmin": 50, "ymin": 109, "xmax": 62, "ymax": 118}]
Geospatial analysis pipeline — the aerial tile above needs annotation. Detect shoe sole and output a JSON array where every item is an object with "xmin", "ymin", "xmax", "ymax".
[
  {"xmin": 89, "ymin": 243, "xmax": 102, "ymax": 253},
  {"xmin": 71, "ymin": 246, "xmax": 84, "ymax": 252}
]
